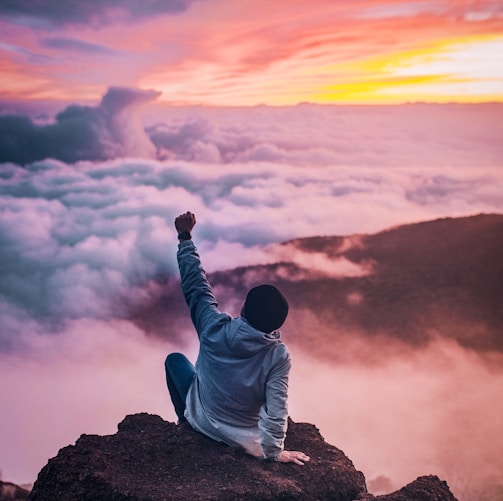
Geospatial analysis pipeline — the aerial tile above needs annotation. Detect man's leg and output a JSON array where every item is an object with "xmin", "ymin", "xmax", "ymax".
[{"xmin": 165, "ymin": 353, "xmax": 195, "ymax": 423}]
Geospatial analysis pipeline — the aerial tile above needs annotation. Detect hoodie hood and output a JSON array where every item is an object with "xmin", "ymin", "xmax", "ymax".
[{"xmin": 226, "ymin": 317, "xmax": 280, "ymax": 358}]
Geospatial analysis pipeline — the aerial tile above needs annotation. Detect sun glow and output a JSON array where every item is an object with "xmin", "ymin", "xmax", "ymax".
[
  {"xmin": 141, "ymin": 35, "xmax": 503, "ymax": 106},
  {"xmin": 313, "ymin": 36, "xmax": 503, "ymax": 104}
]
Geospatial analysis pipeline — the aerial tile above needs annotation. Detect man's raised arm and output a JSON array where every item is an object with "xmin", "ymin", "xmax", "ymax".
[{"xmin": 175, "ymin": 212, "xmax": 223, "ymax": 336}]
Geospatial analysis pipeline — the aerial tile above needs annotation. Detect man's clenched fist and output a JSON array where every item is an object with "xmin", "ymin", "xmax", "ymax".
[{"xmin": 175, "ymin": 211, "xmax": 196, "ymax": 234}]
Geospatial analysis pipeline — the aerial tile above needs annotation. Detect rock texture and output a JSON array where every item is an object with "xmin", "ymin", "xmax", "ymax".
[{"xmin": 28, "ymin": 413, "xmax": 457, "ymax": 501}]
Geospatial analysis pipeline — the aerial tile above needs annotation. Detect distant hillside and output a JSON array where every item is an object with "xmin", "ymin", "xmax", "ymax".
[
  {"xmin": 131, "ymin": 214, "xmax": 503, "ymax": 358},
  {"xmin": 210, "ymin": 214, "xmax": 503, "ymax": 357}
]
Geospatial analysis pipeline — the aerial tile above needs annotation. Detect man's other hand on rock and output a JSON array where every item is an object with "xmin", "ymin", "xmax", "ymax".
[{"xmin": 278, "ymin": 450, "xmax": 311, "ymax": 465}]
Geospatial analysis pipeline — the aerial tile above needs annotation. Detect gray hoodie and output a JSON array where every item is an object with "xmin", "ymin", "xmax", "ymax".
[{"xmin": 178, "ymin": 240, "xmax": 291, "ymax": 460}]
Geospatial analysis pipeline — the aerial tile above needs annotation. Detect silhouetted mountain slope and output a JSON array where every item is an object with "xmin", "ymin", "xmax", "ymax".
[
  {"xmin": 209, "ymin": 214, "xmax": 503, "ymax": 356},
  {"xmin": 0, "ymin": 481, "xmax": 29, "ymax": 501},
  {"xmin": 131, "ymin": 214, "xmax": 502, "ymax": 357},
  {"xmin": 346, "ymin": 214, "xmax": 503, "ymax": 349}
]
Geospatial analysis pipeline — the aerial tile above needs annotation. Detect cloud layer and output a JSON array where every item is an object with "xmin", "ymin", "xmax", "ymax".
[
  {"xmin": 0, "ymin": 0, "xmax": 198, "ymax": 28},
  {"xmin": 145, "ymin": 103, "xmax": 503, "ymax": 169},
  {"xmin": 1, "ymin": 98, "xmax": 502, "ymax": 499},
  {"xmin": 3, "ymin": 91, "xmax": 503, "ymax": 171}
]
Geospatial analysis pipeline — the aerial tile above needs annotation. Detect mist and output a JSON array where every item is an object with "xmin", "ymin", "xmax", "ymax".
[
  {"xmin": 2, "ymin": 318, "xmax": 502, "ymax": 500},
  {"xmin": 289, "ymin": 336, "xmax": 503, "ymax": 499}
]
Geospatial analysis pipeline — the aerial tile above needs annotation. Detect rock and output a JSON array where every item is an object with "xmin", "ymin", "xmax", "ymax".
[
  {"xmin": 354, "ymin": 475, "xmax": 457, "ymax": 501},
  {"xmin": 0, "ymin": 480, "xmax": 29, "ymax": 501},
  {"xmin": 373, "ymin": 475, "xmax": 457, "ymax": 500},
  {"xmin": 28, "ymin": 413, "xmax": 457, "ymax": 501}
]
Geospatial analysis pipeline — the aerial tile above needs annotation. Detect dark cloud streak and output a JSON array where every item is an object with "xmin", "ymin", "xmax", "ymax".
[
  {"xmin": 0, "ymin": 0, "xmax": 200, "ymax": 28},
  {"xmin": 40, "ymin": 37, "xmax": 119, "ymax": 55}
]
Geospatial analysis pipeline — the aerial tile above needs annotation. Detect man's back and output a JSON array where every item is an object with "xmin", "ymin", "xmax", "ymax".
[{"xmin": 193, "ymin": 316, "xmax": 290, "ymax": 426}]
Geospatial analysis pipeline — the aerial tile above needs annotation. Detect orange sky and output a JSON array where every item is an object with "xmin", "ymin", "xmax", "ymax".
[{"xmin": 0, "ymin": 1, "xmax": 502, "ymax": 105}]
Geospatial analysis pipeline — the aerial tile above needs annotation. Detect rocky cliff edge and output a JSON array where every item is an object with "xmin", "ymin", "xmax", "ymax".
[{"xmin": 28, "ymin": 413, "xmax": 457, "ymax": 501}]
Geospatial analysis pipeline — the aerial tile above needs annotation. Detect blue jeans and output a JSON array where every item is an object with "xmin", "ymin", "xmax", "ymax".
[{"xmin": 164, "ymin": 353, "xmax": 195, "ymax": 423}]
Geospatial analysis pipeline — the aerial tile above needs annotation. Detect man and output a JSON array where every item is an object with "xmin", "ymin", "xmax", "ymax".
[{"xmin": 165, "ymin": 211, "xmax": 310, "ymax": 465}]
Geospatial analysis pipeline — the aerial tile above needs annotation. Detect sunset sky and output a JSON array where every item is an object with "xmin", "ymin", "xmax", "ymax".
[
  {"xmin": 1, "ymin": 0, "xmax": 502, "ymax": 105},
  {"xmin": 1, "ymin": 2, "xmax": 503, "ymax": 498}
]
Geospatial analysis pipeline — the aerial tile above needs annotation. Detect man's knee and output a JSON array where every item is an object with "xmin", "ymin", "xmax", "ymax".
[{"xmin": 165, "ymin": 352, "xmax": 185, "ymax": 371}]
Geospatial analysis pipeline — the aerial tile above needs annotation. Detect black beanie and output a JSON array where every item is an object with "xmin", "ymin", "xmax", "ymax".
[{"xmin": 243, "ymin": 284, "xmax": 289, "ymax": 333}]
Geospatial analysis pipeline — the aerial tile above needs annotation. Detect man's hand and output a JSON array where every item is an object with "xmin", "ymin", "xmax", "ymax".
[
  {"xmin": 175, "ymin": 211, "xmax": 196, "ymax": 234},
  {"xmin": 278, "ymin": 450, "xmax": 310, "ymax": 465}
]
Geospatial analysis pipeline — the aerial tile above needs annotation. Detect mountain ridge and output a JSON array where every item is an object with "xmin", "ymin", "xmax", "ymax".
[
  {"xmin": 210, "ymin": 213, "xmax": 503, "ymax": 356},
  {"xmin": 130, "ymin": 213, "xmax": 503, "ymax": 358}
]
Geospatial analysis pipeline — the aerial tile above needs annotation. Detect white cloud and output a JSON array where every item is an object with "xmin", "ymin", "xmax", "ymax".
[
  {"xmin": 1, "ymin": 153, "xmax": 502, "ymax": 343},
  {"xmin": 144, "ymin": 102, "xmax": 503, "ymax": 170},
  {"xmin": 269, "ymin": 243, "xmax": 374, "ymax": 279}
]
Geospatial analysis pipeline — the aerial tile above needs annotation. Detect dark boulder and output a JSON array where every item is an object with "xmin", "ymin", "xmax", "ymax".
[{"xmin": 28, "ymin": 413, "xmax": 457, "ymax": 501}]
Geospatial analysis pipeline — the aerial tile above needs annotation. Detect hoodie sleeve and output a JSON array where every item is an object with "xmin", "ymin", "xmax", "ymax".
[
  {"xmin": 258, "ymin": 347, "xmax": 292, "ymax": 460},
  {"xmin": 177, "ymin": 240, "xmax": 227, "ymax": 338}
]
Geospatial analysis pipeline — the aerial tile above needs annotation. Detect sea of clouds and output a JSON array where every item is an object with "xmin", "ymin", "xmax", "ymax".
[{"xmin": 1, "ymin": 88, "xmax": 502, "ymax": 498}]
